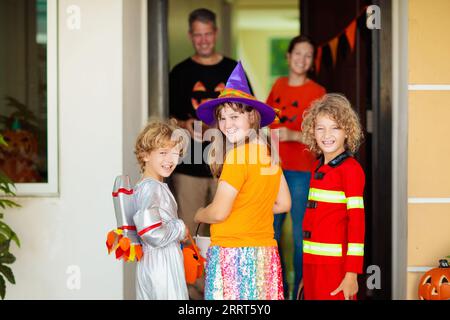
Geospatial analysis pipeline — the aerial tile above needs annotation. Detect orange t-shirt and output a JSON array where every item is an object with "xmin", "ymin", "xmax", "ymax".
[
  {"xmin": 210, "ymin": 143, "xmax": 281, "ymax": 248},
  {"xmin": 267, "ymin": 77, "xmax": 326, "ymax": 172}
]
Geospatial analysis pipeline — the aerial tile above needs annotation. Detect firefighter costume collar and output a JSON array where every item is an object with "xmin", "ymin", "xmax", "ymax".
[{"xmin": 315, "ymin": 150, "xmax": 353, "ymax": 171}]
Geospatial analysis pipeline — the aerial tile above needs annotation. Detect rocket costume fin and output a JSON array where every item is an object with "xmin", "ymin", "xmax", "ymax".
[{"xmin": 106, "ymin": 175, "xmax": 143, "ymax": 262}]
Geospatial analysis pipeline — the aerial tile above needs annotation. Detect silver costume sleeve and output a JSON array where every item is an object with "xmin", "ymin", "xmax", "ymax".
[{"xmin": 133, "ymin": 208, "xmax": 185, "ymax": 248}]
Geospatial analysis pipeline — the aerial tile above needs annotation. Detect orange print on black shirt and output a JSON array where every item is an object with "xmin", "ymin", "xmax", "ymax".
[{"xmin": 191, "ymin": 81, "xmax": 225, "ymax": 110}]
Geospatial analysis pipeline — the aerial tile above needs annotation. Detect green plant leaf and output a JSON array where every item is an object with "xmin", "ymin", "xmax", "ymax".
[
  {"xmin": 0, "ymin": 244, "xmax": 9, "ymax": 255},
  {"xmin": 0, "ymin": 221, "xmax": 13, "ymax": 238},
  {"xmin": 0, "ymin": 186, "xmax": 13, "ymax": 195},
  {"xmin": 0, "ymin": 229, "xmax": 11, "ymax": 240},
  {"xmin": 0, "ymin": 171, "xmax": 15, "ymax": 196},
  {"xmin": 0, "ymin": 265, "xmax": 15, "ymax": 284},
  {"xmin": 10, "ymin": 232, "xmax": 20, "ymax": 248},
  {"xmin": 0, "ymin": 236, "xmax": 9, "ymax": 254},
  {"xmin": 0, "ymin": 199, "xmax": 20, "ymax": 209},
  {"xmin": 0, "ymin": 163, "xmax": 19, "ymax": 300},
  {"xmin": 0, "ymin": 275, "xmax": 5, "ymax": 300},
  {"xmin": 0, "ymin": 135, "xmax": 6, "ymax": 147},
  {"xmin": 0, "ymin": 184, "xmax": 14, "ymax": 195},
  {"xmin": 0, "ymin": 252, "xmax": 15, "ymax": 264}
]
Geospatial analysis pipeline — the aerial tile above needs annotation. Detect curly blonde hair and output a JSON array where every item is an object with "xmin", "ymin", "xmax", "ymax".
[
  {"xmin": 134, "ymin": 119, "xmax": 188, "ymax": 173},
  {"xmin": 301, "ymin": 93, "xmax": 363, "ymax": 155}
]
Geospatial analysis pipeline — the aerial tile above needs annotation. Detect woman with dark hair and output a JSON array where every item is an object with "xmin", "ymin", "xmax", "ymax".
[{"xmin": 266, "ymin": 35, "xmax": 326, "ymax": 299}]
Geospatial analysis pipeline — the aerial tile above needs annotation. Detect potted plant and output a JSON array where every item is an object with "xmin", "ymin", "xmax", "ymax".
[{"xmin": 0, "ymin": 133, "xmax": 21, "ymax": 299}]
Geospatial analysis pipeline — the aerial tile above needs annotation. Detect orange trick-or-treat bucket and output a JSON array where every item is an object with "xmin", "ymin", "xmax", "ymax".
[{"xmin": 182, "ymin": 234, "xmax": 206, "ymax": 284}]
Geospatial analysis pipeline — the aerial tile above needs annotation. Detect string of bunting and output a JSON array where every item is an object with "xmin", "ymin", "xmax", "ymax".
[{"xmin": 315, "ymin": 6, "xmax": 368, "ymax": 74}]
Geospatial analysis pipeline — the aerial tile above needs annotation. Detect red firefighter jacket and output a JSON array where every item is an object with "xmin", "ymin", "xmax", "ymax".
[{"xmin": 302, "ymin": 151, "xmax": 365, "ymax": 274}]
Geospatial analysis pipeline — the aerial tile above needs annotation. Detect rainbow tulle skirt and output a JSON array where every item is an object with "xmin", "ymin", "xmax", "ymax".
[{"xmin": 204, "ymin": 245, "xmax": 284, "ymax": 300}]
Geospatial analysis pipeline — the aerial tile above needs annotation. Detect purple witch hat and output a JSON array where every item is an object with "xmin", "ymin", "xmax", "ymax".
[{"xmin": 196, "ymin": 61, "xmax": 276, "ymax": 127}]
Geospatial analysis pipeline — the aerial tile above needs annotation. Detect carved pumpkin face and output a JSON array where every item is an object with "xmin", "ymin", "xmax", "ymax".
[
  {"xmin": 418, "ymin": 260, "xmax": 450, "ymax": 300},
  {"xmin": 190, "ymin": 81, "xmax": 225, "ymax": 110},
  {"xmin": 0, "ymin": 129, "xmax": 38, "ymax": 160},
  {"xmin": 0, "ymin": 129, "xmax": 41, "ymax": 182},
  {"xmin": 182, "ymin": 242, "xmax": 206, "ymax": 284}
]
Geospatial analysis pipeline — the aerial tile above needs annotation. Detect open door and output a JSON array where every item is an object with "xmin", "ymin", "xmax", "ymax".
[{"xmin": 301, "ymin": 0, "xmax": 392, "ymax": 300}]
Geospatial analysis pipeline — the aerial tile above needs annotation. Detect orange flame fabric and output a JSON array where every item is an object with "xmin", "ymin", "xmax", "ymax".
[{"xmin": 106, "ymin": 229, "xmax": 143, "ymax": 262}]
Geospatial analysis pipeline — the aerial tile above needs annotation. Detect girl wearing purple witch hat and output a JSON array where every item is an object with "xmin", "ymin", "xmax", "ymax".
[{"xmin": 194, "ymin": 61, "xmax": 291, "ymax": 300}]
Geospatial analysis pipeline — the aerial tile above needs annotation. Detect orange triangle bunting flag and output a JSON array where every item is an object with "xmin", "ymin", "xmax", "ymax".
[
  {"xmin": 329, "ymin": 37, "xmax": 339, "ymax": 67},
  {"xmin": 345, "ymin": 20, "xmax": 357, "ymax": 52},
  {"xmin": 315, "ymin": 46, "xmax": 322, "ymax": 75}
]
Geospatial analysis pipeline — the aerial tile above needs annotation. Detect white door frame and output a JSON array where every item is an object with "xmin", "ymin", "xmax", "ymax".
[{"xmin": 391, "ymin": 0, "xmax": 408, "ymax": 300}]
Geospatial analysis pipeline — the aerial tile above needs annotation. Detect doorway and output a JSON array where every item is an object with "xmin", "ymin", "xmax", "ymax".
[
  {"xmin": 164, "ymin": 0, "xmax": 393, "ymax": 300},
  {"xmin": 301, "ymin": 0, "xmax": 392, "ymax": 300}
]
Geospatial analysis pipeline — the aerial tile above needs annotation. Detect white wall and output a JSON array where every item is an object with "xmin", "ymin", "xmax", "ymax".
[
  {"xmin": 122, "ymin": 0, "xmax": 148, "ymax": 300},
  {"xmin": 5, "ymin": 0, "xmax": 147, "ymax": 299}
]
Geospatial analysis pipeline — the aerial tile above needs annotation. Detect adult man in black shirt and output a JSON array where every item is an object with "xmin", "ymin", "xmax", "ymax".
[
  {"xmin": 169, "ymin": 8, "xmax": 238, "ymax": 299},
  {"xmin": 169, "ymin": 9, "xmax": 237, "ymax": 237}
]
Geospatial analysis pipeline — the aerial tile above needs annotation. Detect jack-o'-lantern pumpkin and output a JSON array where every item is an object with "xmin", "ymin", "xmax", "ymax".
[
  {"xmin": 0, "ymin": 129, "xmax": 38, "ymax": 158},
  {"xmin": 182, "ymin": 234, "xmax": 206, "ymax": 284},
  {"xmin": 418, "ymin": 259, "xmax": 450, "ymax": 300},
  {"xmin": 0, "ymin": 129, "xmax": 41, "ymax": 182}
]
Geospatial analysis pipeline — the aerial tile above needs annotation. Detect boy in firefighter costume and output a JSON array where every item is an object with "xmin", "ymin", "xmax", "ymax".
[
  {"xmin": 300, "ymin": 94, "xmax": 365, "ymax": 300},
  {"xmin": 107, "ymin": 120, "xmax": 190, "ymax": 300}
]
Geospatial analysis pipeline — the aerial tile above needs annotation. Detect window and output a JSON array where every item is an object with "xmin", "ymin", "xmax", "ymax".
[{"xmin": 0, "ymin": 0, "xmax": 57, "ymax": 195}]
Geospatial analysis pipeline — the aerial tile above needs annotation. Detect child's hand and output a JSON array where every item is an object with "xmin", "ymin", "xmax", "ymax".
[
  {"xmin": 182, "ymin": 224, "xmax": 190, "ymax": 243},
  {"xmin": 330, "ymin": 272, "xmax": 358, "ymax": 300}
]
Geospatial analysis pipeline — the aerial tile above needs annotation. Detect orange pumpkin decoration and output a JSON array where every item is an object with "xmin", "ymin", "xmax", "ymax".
[
  {"xmin": 182, "ymin": 234, "xmax": 206, "ymax": 284},
  {"xmin": 1, "ymin": 129, "xmax": 38, "ymax": 158},
  {"xmin": 0, "ymin": 129, "xmax": 41, "ymax": 182},
  {"xmin": 418, "ymin": 259, "xmax": 450, "ymax": 300}
]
